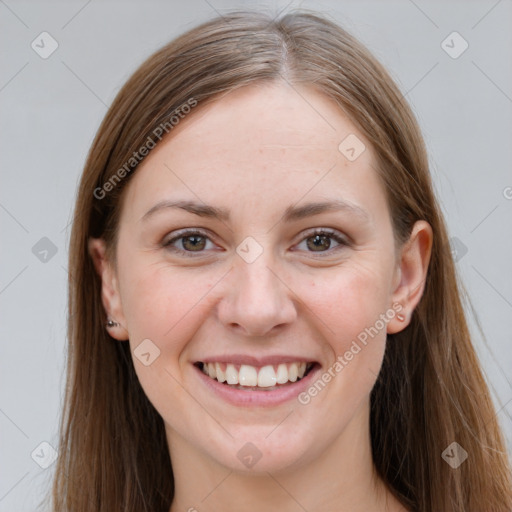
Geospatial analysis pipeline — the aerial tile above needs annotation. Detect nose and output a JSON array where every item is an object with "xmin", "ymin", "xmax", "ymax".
[{"xmin": 217, "ymin": 255, "xmax": 298, "ymax": 338}]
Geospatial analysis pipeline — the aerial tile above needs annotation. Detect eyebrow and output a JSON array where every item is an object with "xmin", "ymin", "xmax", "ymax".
[
  {"xmin": 141, "ymin": 200, "xmax": 230, "ymax": 222},
  {"xmin": 140, "ymin": 199, "xmax": 369, "ymax": 223}
]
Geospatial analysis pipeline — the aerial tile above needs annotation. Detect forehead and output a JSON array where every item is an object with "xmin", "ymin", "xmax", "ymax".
[
  {"xmin": 164, "ymin": 81, "xmax": 369, "ymax": 165},
  {"xmin": 121, "ymin": 81, "xmax": 387, "ymax": 223}
]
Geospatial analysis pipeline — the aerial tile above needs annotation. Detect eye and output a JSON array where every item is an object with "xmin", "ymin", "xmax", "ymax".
[
  {"xmin": 162, "ymin": 228, "xmax": 348, "ymax": 257},
  {"xmin": 163, "ymin": 229, "xmax": 217, "ymax": 255},
  {"xmin": 294, "ymin": 229, "xmax": 348, "ymax": 254}
]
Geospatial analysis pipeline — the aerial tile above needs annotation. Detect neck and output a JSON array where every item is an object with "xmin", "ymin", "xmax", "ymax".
[{"xmin": 167, "ymin": 402, "xmax": 406, "ymax": 512}]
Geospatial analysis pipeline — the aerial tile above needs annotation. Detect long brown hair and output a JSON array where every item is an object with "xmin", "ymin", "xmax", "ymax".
[{"xmin": 47, "ymin": 10, "xmax": 512, "ymax": 511}]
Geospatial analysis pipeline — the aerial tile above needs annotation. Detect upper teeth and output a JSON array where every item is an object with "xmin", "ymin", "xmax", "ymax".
[{"xmin": 201, "ymin": 362, "xmax": 309, "ymax": 387}]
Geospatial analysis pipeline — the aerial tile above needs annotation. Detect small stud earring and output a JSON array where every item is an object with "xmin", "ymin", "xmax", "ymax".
[
  {"xmin": 396, "ymin": 313, "xmax": 406, "ymax": 322},
  {"xmin": 106, "ymin": 318, "xmax": 119, "ymax": 328}
]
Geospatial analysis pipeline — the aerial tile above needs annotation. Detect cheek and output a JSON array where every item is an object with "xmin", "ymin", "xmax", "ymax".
[
  {"xmin": 294, "ymin": 261, "xmax": 392, "ymax": 411},
  {"xmin": 119, "ymin": 260, "xmax": 220, "ymax": 358},
  {"xmin": 117, "ymin": 262, "xmax": 222, "ymax": 425},
  {"xmin": 305, "ymin": 260, "xmax": 392, "ymax": 346}
]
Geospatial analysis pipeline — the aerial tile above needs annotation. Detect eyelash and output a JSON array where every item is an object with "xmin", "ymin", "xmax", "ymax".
[{"xmin": 162, "ymin": 228, "xmax": 349, "ymax": 257}]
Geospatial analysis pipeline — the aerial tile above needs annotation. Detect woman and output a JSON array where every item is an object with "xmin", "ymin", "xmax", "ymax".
[{"xmin": 48, "ymin": 10, "xmax": 512, "ymax": 512}]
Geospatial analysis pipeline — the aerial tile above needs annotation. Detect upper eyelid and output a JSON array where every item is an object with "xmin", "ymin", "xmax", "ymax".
[
  {"xmin": 162, "ymin": 230, "xmax": 218, "ymax": 257},
  {"xmin": 163, "ymin": 227, "xmax": 214, "ymax": 243}
]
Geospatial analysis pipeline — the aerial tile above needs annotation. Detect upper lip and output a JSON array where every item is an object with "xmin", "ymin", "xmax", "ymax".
[{"xmin": 195, "ymin": 355, "xmax": 318, "ymax": 367}]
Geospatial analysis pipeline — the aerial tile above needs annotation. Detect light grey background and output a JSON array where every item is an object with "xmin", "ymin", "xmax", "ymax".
[{"xmin": 1, "ymin": 0, "xmax": 511, "ymax": 510}]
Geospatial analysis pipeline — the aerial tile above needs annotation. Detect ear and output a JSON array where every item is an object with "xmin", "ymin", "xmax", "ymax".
[
  {"xmin": 387, "ymin": 220, "xmax": 433, "ymax": 334},
  {"xmin": 88, "ymin": 237, "xmax": 129, "ymax": 341}
]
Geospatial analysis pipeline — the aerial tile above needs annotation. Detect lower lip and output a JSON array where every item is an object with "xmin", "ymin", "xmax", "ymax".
[{"xmin": 193, "ymin": 363, "xmax": 321, "ymax": 407}]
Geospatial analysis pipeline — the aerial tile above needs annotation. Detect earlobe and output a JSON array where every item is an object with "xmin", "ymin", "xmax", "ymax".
[
  {"xmin": 88, "ymin": 237, "xmax": 129, "ymax": 341},
  {"xmin": 387, "ymin": 220, "xmax": 433, "ymax": 334}
]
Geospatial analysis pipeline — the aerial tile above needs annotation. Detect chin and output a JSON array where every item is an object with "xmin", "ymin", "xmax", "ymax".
[{"xmin": 203, "ymin": 424, "xmax": 318, "ymax": 475}]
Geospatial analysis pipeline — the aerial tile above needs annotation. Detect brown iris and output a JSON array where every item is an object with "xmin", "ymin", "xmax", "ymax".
[
  {"xmin": 306, "ymin": 234, "xmax": 332, "ymax": 251},
  {"xmin": 181, "ymin": 235, "xmax": 207, "ymax": 251}
]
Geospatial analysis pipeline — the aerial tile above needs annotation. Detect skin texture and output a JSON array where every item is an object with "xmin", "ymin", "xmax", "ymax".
[{"xmin": 89, "ymin": 81, "xmax": 432, "ymax": 512}]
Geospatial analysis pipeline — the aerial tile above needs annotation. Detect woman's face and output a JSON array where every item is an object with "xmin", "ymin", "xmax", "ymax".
[{"xmin": 98, "ymin": 82, "xmax": 416, "ymax": 473}]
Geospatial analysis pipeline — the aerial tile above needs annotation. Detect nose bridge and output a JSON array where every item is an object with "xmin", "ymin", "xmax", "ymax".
[
  {"xmin": 237, "ymin": 254, "xmax": 281, "ymax": 303},
  {"xmin": 218, "ymin": 248, "xmax": 297, "ymax": 336},
  {"xmin": 234, "ymin": 233, "xmax": 282, "ymax": 297}
]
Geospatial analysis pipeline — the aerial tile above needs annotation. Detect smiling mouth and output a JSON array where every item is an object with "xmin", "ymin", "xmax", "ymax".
[{"xmin": 195, "ymin": 361, "xmax": 317, "ymax": 390}]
